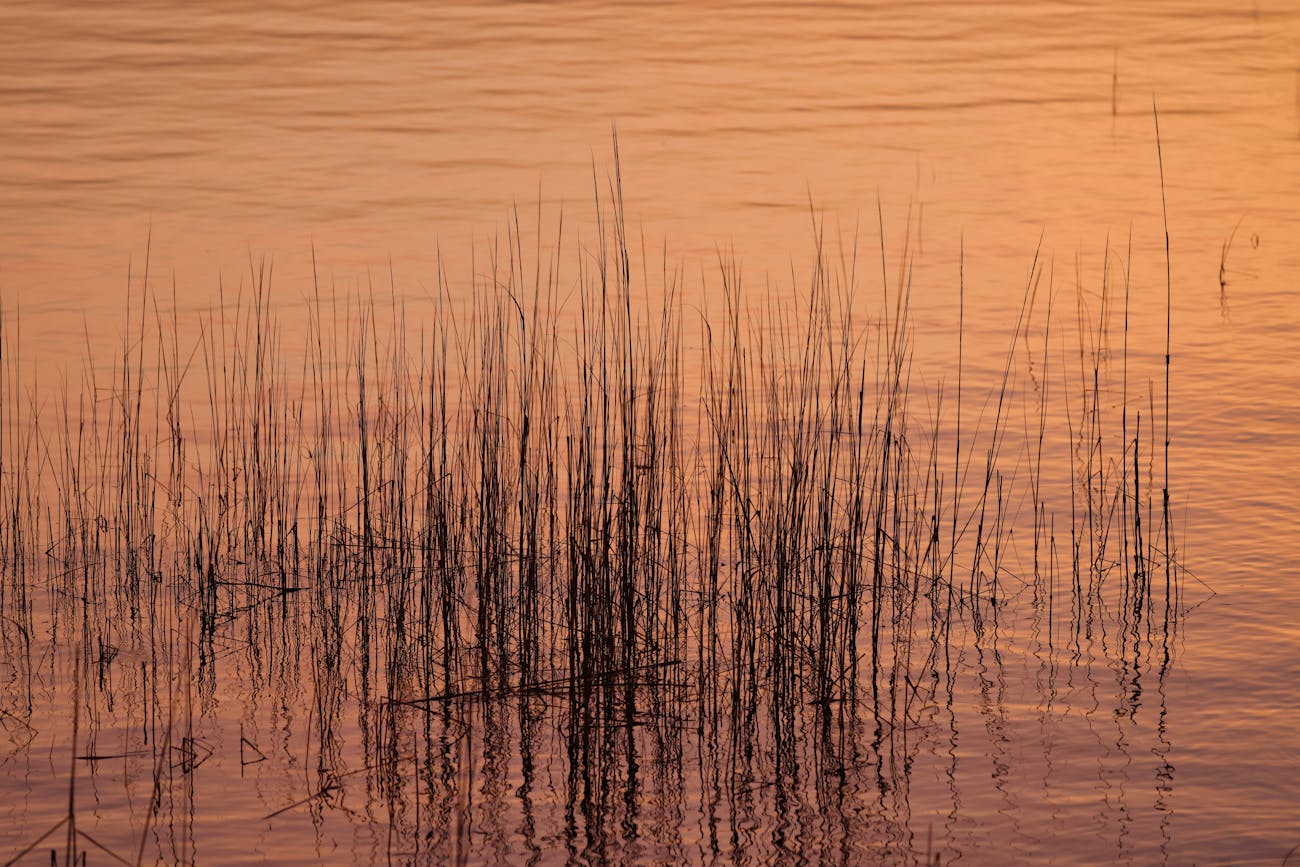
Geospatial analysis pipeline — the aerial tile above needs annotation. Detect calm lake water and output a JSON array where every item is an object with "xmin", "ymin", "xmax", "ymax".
[{"xmin": 2, "ymin": 1, "xmax": 1299, "ymax": 864}]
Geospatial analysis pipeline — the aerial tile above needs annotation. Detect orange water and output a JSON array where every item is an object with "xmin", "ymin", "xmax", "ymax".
[{"xmin": 2, "ymin": 2, "xmax": 1299, "ymax": 863}]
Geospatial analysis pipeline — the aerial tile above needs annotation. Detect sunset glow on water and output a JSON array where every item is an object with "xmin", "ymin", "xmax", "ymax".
[{"xmin": 2, "ymin": 2, "xmax": 1299, "ymax": 864}]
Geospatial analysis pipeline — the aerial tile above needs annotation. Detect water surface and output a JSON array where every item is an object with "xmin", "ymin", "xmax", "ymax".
[{"xmin": 2, "ymin": 2, "xmax": 1299, "ymax": 864}]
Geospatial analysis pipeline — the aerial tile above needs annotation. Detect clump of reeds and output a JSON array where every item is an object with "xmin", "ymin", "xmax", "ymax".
[{"xmin": 0, "ymin": 154, "xmax": 1188, "ymax": 864}]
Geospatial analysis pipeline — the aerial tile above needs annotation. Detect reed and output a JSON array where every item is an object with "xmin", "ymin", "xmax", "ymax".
[{"xmin": 0, "ymin": 154, "xmax": 1187, "ymax": 863}]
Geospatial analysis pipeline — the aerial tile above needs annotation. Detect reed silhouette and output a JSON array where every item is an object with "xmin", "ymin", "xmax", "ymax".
[{"xmin": 0, "ymin": 154, "xmax": 1191, "ymax": 865}]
